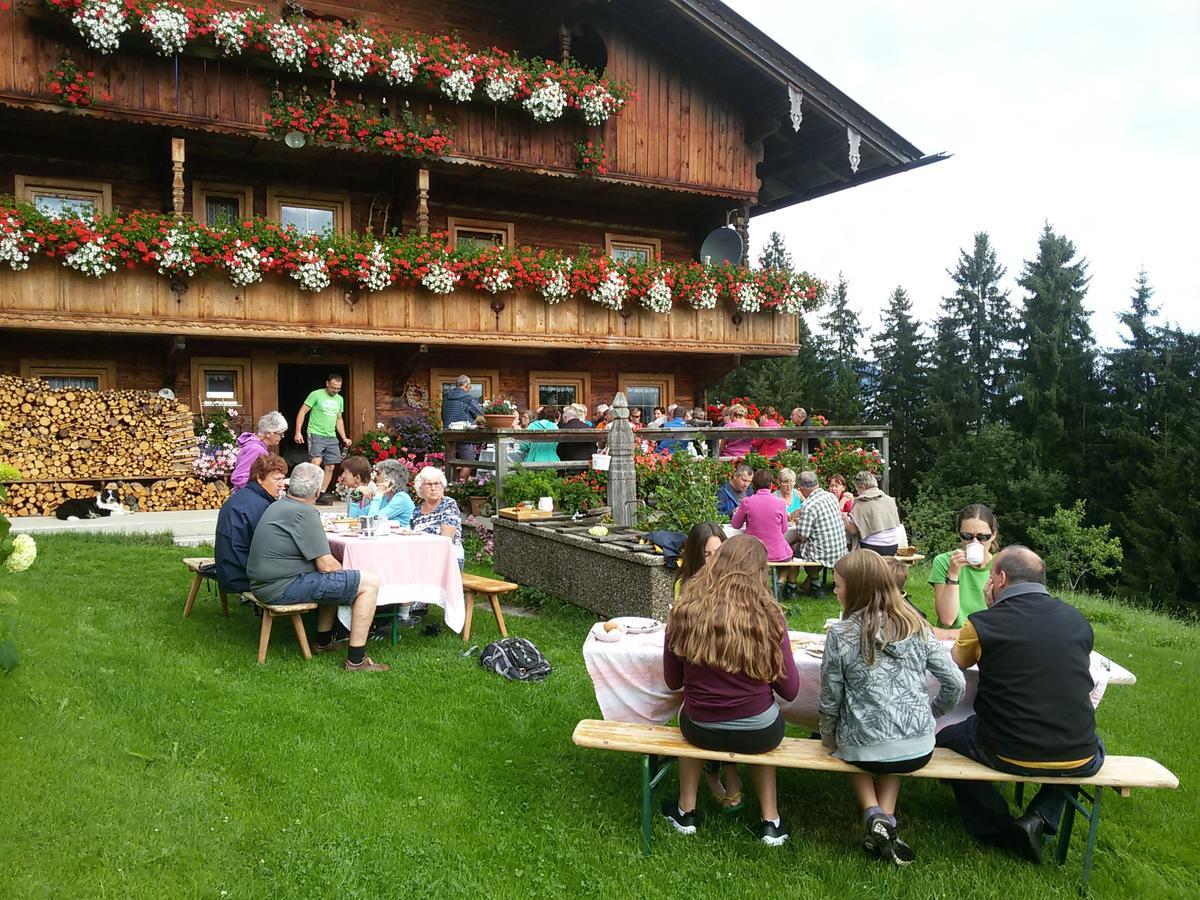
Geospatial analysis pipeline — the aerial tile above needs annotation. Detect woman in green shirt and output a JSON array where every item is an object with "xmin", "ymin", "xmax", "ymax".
[
  {"xmin": 520, "ymin": 405, "xmax": 561, "ymax": 463},
  {"xmin": 928, "ymin": 504, "xmax": 999, "ymax": 631}
]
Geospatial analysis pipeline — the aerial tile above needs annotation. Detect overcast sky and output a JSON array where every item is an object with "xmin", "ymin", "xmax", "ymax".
[{"xmin": 727, "ymin": 0, "xmax": 1200, "ymax": 348}]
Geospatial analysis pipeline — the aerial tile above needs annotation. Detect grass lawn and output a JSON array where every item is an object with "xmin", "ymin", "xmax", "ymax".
[{"xmin": 0, "ymin": 534, "xmax": 1195, "ymax": 898}]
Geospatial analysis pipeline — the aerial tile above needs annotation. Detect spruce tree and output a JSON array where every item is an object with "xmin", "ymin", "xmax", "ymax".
[
  {"xmin": 924, "ymin": 315, "xmax": 975, "ymax": 444},
  {"xmin": 871, "ymin": 286, "xmax": 929, "ymax": 499},
  {"xmin": 819, "ymin": 274, "xmax": 865, "ymax": 422},
  {"xmin": 758, "ymin": 230, "xmax": 793, "ymax": 272}
]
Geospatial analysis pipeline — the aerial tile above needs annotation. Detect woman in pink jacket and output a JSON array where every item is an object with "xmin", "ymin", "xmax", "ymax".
[
  {"xmin": 732, "ymin": 470, "xmax": 793, "ymax": 562},
  {"xmin": 230, "ymin": 411, "xmax": 287, "ymax": 491}
]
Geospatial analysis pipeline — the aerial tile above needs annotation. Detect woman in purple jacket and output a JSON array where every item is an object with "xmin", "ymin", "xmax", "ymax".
[
  {"xmin": 662, "ymin": 535, "xmax": 800, "ymax": 846},
  {"xmin": 230, "ymin": 411, "xmax": 287, "ymax": 491},
  {"xmin": 731, "ymin": 469, "xmax": 793, "ymax": 562}
]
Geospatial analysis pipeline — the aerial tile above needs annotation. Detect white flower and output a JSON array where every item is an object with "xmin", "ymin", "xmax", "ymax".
[
  {"xmin": 384, "ymin": 46, "xmax": 416, "ymax": 85},
  {"xmin": 72, "ymin": 0, "xmax": 131, "ymax": 54},
  {"xmin": 577, "ymin": 85, "xmax": 616, "ymax": 126},
  {"xmin": 64, "ymin": 238, "xmax": 117, "ymax": 278},
  {"xmin": 267, "ymin": 22, "xmax": 308, "ymax": 73},
  {"xmin": 735, "ymin": 282, "xmax": 763, "ymax": 313},
  {"xmin": 225, "ymin": 240, "xmax": 266, "ymax": 287},
  {"xmin": 157, "ymin": 225, "xmax": 198, "ymax": 276},
  {"xmin": 524, "ymin": 78, "xmax": 567, "ymax": 122},
  {"xmin": 441, "ymin": 68, "xmax": 475, "ymax": 103},
  {"xmin": 141, "ymin": 4, "xmax": 191, "ymax": 57},
  {"xmin": 210, "ymin": 11, "xmax": 249, "ymax": 56},
  {"xmin": 421, "ymin": 262, "xmax": 460, "ymax": 295},
  {"xmin": 589, "ymin": 269, "xmax": 628, "ymax": 310},
  {"xmin": 540, "ymin": 266, "xmax": 571, "ymax": 304},
  {"xmin": 3, "ymin": 534, "xmax": 36, "ymax": 573},
  {"xmin": 326, "ymin": 32, "xmax": 374, "ymax": 81},
  {"xmin": 0, "ymin": 224, "xmax": 35, "ymax": 272},
  {"xmin": 291, "ymin": 252, "xmax": 330, "ymax": 292},
  {"xmin": 776, "ymin": 286, "xmax": 805, "ymax": 315},
  {"xmin": 689, "ymin": 283, "xmax": 719, "ymax": 310},
  {"xmin": 481, "ymin": 268, "xmax": 512, "ymax": 294},
  {"xmin": 358, "ymin": 243, "xmax": 394, "ymax": 292},
  {"xmin": 484, "ymin": 70, "xmax": 517, "ymax": 103},
  {"xmin": 641, "ymin": 277, "xmax": 673, "ymax": 314}
]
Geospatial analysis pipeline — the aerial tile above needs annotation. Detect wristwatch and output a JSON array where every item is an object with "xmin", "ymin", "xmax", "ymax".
[{"xmin": 946, "ymin": 578, "xmax": 959, "ymax": 585}]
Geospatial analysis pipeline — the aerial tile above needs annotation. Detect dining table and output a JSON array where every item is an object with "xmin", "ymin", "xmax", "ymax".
[
  {"xmin": 327, "ymin": 531, "xmax": 465, "ymax": 633},
  {"xmin": 582, "ymin": 626, "xmax": 1137, "ymax": 729}
]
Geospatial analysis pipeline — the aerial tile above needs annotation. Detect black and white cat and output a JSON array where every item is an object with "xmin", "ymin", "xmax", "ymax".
[{"xmin": 54, "ymin": 487, "xmax": 131, "ymax": 521}]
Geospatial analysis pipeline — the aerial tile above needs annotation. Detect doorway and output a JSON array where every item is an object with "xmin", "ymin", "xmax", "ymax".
[{"xmin": 278, "ymin": 363, "xmax": 351, "ymax": 468}]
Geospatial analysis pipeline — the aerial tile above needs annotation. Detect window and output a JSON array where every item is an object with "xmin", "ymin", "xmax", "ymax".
[
  {"xmin": 21, "ymin": 360, "xmax": 115, "ymax": 390},
  {"xmin": 192, "ymin": 182, "xmax": 253, "ymax": 227},
  {"xmin": 447, "ymin": 217, "xmax": 514, "ymax": 251},
  {"xmin": 267, "ymin": 190, "xmax": 349, "ymax": 235},
  {"xmin": 606, "ymin": 233, "xmax": 661, "ymax": 265},
  {"xmin": 191, "ymin": 358, "xmax": 249, "ymax": 412},
  {"xmin": 617, "ymin": 373, "xmax": 676, "ymax": 421},
  {"xmin": 15, "ymin": 175, "xmax": 112, "ymax": 218},
  {"xmin": 431, "ymin": 368, "xmax": 499, "ymax": 421},
  {"xmin": 529, "ymin": 371, "xmax": 591, "ymax": 411}
]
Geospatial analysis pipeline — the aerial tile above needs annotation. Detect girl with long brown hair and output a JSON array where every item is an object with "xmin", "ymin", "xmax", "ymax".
[
  {"xmin": 819, "ymin": 550, "xmax": 965, "ymax": 865},
  {"xmin": 662, "ymin": 535, "xmax": 799, "ymax": 846}
]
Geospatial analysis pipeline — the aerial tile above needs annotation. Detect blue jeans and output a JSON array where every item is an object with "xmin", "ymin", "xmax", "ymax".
[{"xmin": 935, "ymin": 715, "xmax": 1105, "ymax": 844}]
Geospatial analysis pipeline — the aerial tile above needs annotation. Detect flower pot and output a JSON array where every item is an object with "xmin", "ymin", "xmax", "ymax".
[
  {"xmin": 591, "ymin": 453, "xmax": 611, "ymax": 471},
  {"xmin": 483, "ymin": 414, "xmax": 515, "ymax": 428},
  {"xmin": 468, "ymin": 495, "xmax": 489, "ymax": 516}
]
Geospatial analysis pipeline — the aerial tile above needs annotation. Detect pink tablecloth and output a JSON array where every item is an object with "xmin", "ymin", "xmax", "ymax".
[
  {"xmin": 582, "ymin": 629, "xmax": 1133, "ymax": 728},
  {"xmin": 329, "ymin": 533, "xmax": 465, "ymax": 633}
]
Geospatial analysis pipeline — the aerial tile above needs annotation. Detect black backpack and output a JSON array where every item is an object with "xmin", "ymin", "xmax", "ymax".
[{"xmin": 479, "ymin": 637, "xmax": 552, "ymax": 682}]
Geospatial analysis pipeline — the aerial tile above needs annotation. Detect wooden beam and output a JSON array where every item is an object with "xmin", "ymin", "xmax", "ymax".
[
  {"xmin": 416, "ymin": 168, "xmax": 430, "ymax": 236},
  {"xmin": 170, "ymin": 137, "xmax": 186, "ymax": 219}
]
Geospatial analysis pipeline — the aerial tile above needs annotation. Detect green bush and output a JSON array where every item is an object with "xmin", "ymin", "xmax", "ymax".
[
  {"xmin": 1029, "ymin": 500, "xmax": 1123, "ymax": 592},
  {"xmin": 500, "ymin": 468, "xmax": 562, "ymax": 507},
  {"xmin": 638, "ymin": 455, "xmax": 725, "ymax": 533}
]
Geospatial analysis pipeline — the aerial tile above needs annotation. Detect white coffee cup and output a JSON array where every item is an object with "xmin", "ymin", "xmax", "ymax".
[
  {"xmin": 965, "ymin": 542, "xmax": 985, "ymax": 566},
  {"xmin": 537, "ymin": 496, "xmax": 554, "ymax": 512}
]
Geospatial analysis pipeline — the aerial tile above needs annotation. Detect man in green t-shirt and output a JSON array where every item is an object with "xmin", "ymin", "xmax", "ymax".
[{"xmin": 293, "ymin": 373, "xmax": 351, "ymax": 502}]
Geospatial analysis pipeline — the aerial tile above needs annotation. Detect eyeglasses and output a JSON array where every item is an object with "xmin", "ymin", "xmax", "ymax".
[{"xmin": 959, "ymin": 531, "xmax": 993, "ymax": 542}]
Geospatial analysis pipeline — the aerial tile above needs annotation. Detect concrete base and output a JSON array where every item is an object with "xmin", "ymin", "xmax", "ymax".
[
  {"xmin": 492, "ymin": 518, "xmax": 674, "ymax": 620},
  {"xmin": 9, "ymin": 509, "xmax": 219, "ymax": 547}
]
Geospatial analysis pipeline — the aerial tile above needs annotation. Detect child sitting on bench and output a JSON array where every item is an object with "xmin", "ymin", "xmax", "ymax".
[
  {"xmin": 819, "ymin": 549, "xmax": 965, "ymax": 864},
  {"xmin": 662, "ymin": 534, "xmax": 799, "ymax": 846}
]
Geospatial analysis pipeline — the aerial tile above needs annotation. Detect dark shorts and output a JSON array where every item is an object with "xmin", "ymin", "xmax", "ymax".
[
  {"xmin": 861, "ymin": 543, "xmax": 899, "ymax": 557},
  {"xmin": 307, "ymin": 435, "xmax": 343, "ymax": 466},
  {"xmin": 679, "ymin": 710, "xmax": 786, "ymax": 755},
  {"xmin": 276, "ymin": 569, "xmax": 361, "ymax": 606},
  {"xmin": 852, "ymin": 752, "xmax": 933, "ymax": 775}
]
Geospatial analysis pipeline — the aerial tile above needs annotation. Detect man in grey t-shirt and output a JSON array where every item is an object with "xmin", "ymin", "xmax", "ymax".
[{"xmin": 247, "ymin": 463, "xmax": 387, "ymax": 673}]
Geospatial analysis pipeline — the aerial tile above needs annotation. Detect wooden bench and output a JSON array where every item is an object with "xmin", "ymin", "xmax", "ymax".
[
  {"xmin": 768, "ymin": 560, "xmax": 826, "ymax": 597},
  {"xmin": 244, "ymin": 593, "xmax": 318, "ymax": 664},
  {"xmin": 460, "ymin": 573, "xmax": 517, "ymax": 643},
  {"xmin": 182, "ymin": 557, "xmax": 229, "ymax": 620},
  {"xmin": 572, "ymin": 719, "xmax": 1178, "ymax": 893}
]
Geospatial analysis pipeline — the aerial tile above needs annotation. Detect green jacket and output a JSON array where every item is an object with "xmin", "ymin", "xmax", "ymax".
[{"xmin": 520, "ymin": 419, "xmax": 560, "ymax": 463}]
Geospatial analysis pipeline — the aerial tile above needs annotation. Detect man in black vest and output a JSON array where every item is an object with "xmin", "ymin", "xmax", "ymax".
[{"xmin": 935, "ymin": 546, "xmax": 1104, "ymax": 863}]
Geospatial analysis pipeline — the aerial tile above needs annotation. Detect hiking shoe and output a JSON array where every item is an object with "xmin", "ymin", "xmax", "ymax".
[
  {"xmin": 661, "ymin": 801, "xmax": 697, "ymax": 836},
  {"xmin": 344, "ymin": 656, "xmax": 390, "ymax": 673},
  {"xmin": 759, "ymin": 819, "xmax": 789, "ymax": 846},
  {"xmin": 1007, "ymin": 813, "xmax": 1046, "ymax": 864},
  {"xmin": 885, "ymin": 834, "xmax": 916, "ymax": 866},
  {"xmin": 313, "ymin": 638, "xmax": 348, "ymax": 655},
  {"xmin": 864, "ymin": 814, "xmax": 895, "ymax": 858}
]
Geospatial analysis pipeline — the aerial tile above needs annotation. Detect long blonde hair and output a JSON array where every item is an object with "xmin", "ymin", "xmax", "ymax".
[
  {"xmin": 668, "ymin": 535, "xmax": 785, "ymax": 683},
  {"xmin": 834, "ymin": 550, "xmax": 927, "ymax": 665}
]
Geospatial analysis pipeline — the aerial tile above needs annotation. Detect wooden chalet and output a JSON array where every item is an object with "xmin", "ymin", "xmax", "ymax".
[{"xmin": 0, "ymin": 0, "xmax": 939, "ymax": 440}]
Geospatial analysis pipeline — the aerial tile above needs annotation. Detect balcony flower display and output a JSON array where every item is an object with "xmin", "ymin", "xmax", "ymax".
[{"xmin": 141, "ymin": 3, "xmax": 192, "ymax": 56}]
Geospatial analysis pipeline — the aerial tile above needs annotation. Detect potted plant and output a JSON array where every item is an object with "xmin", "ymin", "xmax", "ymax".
[
  {"xmin": 462, "ymin": 473, "xmax": 495, "ymax": 516},
  {"xmin": 481, "ymin": 398, "xmax": 518, "ymax": 428}
]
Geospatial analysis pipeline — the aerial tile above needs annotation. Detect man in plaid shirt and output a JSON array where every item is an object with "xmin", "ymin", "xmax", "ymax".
[{"xmin": 789, "ymin": 470, "xmax": 848, "ymax": 569}]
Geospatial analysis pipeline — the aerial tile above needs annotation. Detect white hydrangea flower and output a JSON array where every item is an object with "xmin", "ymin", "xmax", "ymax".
[
  {"xmin": 735, "ymin": 282, "xmax": 763, "ymax": 313},
  {"xmin": 589, "ymin": 269, "xmax": 628, "ymax": 310},
  {"xmin": 384, "ymin": 47, "xmax": 416, "ymax": 85},
  {"xmin": 291, "ymin": 252, "xmax": 330, "ymax": 292},
  {"xmin": 210, "ymin": 11, "xmax": 249, "ymax": 56},
  {"xmin": 225, "ymin": 240, "xmax": 266, "ymax": 287},
  {"xmin": 326, "ymin": 32, "xmax": 374, "ymax": 81},
  {"xmin": 421, "ymin": 261, "xmax": 460, "ymax": 295},
  {"xmin": 64, "ymin": 238, "xmax": 117, "ymax": 278},
  {"xmin": 441, "ymin": 69, "xmax": 475, "ymax": 103},
  {"xmin": 641, "ymin": 277, "xmax": 673, "ymax": 314},
  {"xmin": 577, "ymin": 85, "xmax": 615, "ymax": 126},
  {"xmin": 524, "ymin": 78, "xmax": 567, "ymax": 122},
  {"xmin": 689, "ymin": 283, "xmax": 719, "ymax": 310},
  {"xmin": 358, "ymin": 243, "xmax": 394, "ymax": 292},
  {"xmin": 481, "ymin": 268, "xmax": 512, "ymax": 294},
  {"xmin": 539, "ymin": 266, "xmax": 571, "ymax": 304},
  {"xmin": 484, "ymin": 70, "xmax": 517, "ymax": 103},
  {"xmin": 141, "ymin": 4, "xmax": 190, "ymax": 57},
  {"xmin": 0, "ymin": 225, "xmax": 35, "ymax": 271},
  {"xmin": 72, "ymin": 0, "xmax": 131, "ymax": 54},
  {"xmin": 267, "ymin": 22, "xmax": 308, "ymax": 73},
  {"xmin": 156, "ymin": 224, "xmax": 199, "ymax": 276},
  {"xmin": 3, "ymin": 534, "xmax": 36, "ymax": 574}
]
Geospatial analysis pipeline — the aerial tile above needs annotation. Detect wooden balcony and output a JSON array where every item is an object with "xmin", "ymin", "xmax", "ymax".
[{"xmin": 0, "ymin": 261, "xmax": 800, "ymax": 355}]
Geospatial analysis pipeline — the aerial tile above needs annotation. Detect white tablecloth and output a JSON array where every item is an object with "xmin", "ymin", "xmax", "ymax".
[{"xmin": 582, "ymin": 628, "xmax": 1135, "ymax": 728}]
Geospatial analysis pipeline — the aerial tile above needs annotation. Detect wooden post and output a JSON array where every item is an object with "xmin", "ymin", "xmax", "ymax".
[
  {"xmin": 735, "ymin": 205, "xmax": 750, "ymax": 265},
  {"xmin": 494, "ymin": 431, "xmax": 510, "ymax": 509},
  {"xmin": 607, "ymin": 393, "xmax": 636, "ymax": 527},
  {"xmin": 880, "ymin": 430, "xmax": 891, "ymax": 494},
  {"xmin": 417, "ymin": 167, "xmax": 430, "ymax": 236},
  {"xmin": 170, "ymin": 137, "xmax": 185, "ymax": 219},
  {"xmin": 559, "ymin": 24, "xmax": 572, "ymax": 65}
]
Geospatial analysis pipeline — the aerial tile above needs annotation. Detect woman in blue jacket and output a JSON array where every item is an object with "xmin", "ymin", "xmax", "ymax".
[{"xmin": 358, "ymin": 458, "xmax": 415, "ymax": 526}]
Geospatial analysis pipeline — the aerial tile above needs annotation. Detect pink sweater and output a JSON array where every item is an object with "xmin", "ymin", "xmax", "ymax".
[{"xmin": 732, "ymin": 489, "xmax": 793, "ymax": 561}]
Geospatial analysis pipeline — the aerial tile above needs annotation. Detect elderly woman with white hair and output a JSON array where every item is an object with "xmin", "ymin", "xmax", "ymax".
[
  {"xmin": 842, "ymin": 470, "xmax": 902, "ymax": 555},
  {"xmin": 231, "ymin": 411, "xmax": 288, "ymax": 491},
  {"xmin": 411, "ymin": 466, "xmax": 465, "ymax": 569}
]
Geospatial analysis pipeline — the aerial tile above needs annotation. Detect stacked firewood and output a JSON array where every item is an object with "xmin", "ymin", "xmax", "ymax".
[{"xmin": 1, "ymin": 477, "xmax": 230, "ymax": 516}]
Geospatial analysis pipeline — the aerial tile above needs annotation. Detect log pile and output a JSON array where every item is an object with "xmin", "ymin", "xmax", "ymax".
[{"xmin": 0, "ymin": 374, "xmax": 226, "ymax": 517}]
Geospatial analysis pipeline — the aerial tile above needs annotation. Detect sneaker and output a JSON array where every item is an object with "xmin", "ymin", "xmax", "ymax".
[
  {"xmin": 313, "ymin": 637, "xmax": 348, "ymax": 655},
  {"xmin": 660, "ymin": 801, "xmax": 697, "ymax": 836},
  {"xmin": 759, "ymin": 819, "xmax": 789, "ymax": 846},
  {"xmin": 863, "ymin": 814, "xmax": 894, "ymax": 858},
  {"xmin": 343, "ymin": 656, "xmax": 390, "ymax": 672},
  {"xmin": 885, "ymin": 834, "xmax": 916, "ymax": 866}
]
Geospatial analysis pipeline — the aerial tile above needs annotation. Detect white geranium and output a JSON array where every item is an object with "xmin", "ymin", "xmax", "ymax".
[
  {"xmin": 735, "ymin": 282, "xmax": 763, "ymax": 314},
  {"xmin": 688, "ymin": 283, "xmax": 719, "ymax": 310},
  {"xmin": 291, "ymin": 252, "xmax": 330, "ymax": 292},
  {"xmin": 384, "ymin": 46, "xmax": 416, "ymax": 85},
  {"xmin": 157, "ymin": 225, "xmax": 199, "ymax": 276},
  {"xmin": 72, "ymin": 0, "xmax": 131, "ymax": 54},
  {"xmin": 225, "ymin": 240, "xmax": 266, "ymax": 288},
  {"xmin": 421, "ymin": 261, "xmax": 460, "ymax": 295},
  {"xmin": 0, "ymin": 225, "xmax": 35, "ymax": 272},
  {"xmin": 210, "ymin": 11, "xmax": 249, "ymax": 56},
  {"xmin": 641, "ymin": 277, "xmax": 673, "ymax": 314},
  {"xmin": 267, "ymin": 22, "xmax": 308, "ymax": 72},
  {"xmin": 142, "ymin": 4, "xmax": 190, "ymax": 57},
  {"xmin": 358, "ymin": 243, "xmax": 394, "ymax": 292},
  {"xmin": 589, "ymin": 269, "xmax": 628, "ymax": 310},
  {"xmin": 524, "ymin": 78, "xmax": 567, "ymax": 122},
  {"xmin": 3, "ymin": 534, "xmax": 36, "ymax": 574},
  {"xmin": 577, "ymin": 85, "xmax": 616, "ymax": 126},
  {"xmin": 64, "ymin": 238, "xmax": 117, "ymax": 278},
  {"xmin": 484, "ymin": 70, "xmax": 517, "ymax": 103},
  {"xmin": 540, "ymin": 266, "xmax": 571, "ymax": 304},
  {"xmin": 326, "ymin": 32, "xmax": 374, "ymax": 81},
  {"xmin": 441, "ymin": 68, "xmax": 475, "ymax": 103},
  {"xmin": 481, "ymin": 268, "xmax": 512, "ymax": 294},
  {"xmin": 776, "ymin": 284, "xmax": 805, "ymax": 315}
]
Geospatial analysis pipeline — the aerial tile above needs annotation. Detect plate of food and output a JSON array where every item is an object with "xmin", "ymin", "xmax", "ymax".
[{"xmin": 608, "ymin": 616, "xmax": 663, "ymax": 634}]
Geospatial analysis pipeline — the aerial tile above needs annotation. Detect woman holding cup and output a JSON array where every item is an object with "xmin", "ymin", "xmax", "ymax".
[{"xmin": 928, "ymin": 504, "xmax": 998, "ymax": 632}]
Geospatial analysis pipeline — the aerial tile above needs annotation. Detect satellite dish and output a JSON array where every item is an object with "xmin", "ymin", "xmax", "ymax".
[
  {"xmin": 284, "ymin": 130, "xmax": 307, "ymax": 150},
  {"xmin": 158, "ymin": 388, "xmax": 176, "ymax": 400},
  {"xmin": 699, "ymin": 227, "xmax": 743, "ymax": 266}
]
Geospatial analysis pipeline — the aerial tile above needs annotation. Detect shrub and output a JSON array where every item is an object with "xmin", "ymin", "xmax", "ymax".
[
  {"xmin": 1029, "ymin": 500, "xmax": 1123, "ymax": 592},
  {"xmin": 393, "ymin": 406, "xmax": 443, "ymax": 457},
  {"xmin": 809, "ymin": 439, "xmax": 885, "ymax": 483},
  {"xmin": 638, "ymin": 454, "xmax": 725, "ymax": 533},
  {"xmin": 501, "ymin": 468, "xmax": 562, "ymax": 507},
  {"xmin": 558, "ymin": 471, "xmax": 607, "ymax": 514}
]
